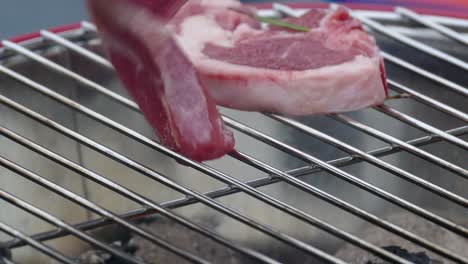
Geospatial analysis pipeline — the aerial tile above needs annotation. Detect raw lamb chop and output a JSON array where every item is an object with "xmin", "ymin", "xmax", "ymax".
[
  {"xmin": 87, "ymin": 0, "xmax": 235, "ymax": 161},
  {"xmin": 172, "ymin": 0, "xmax": 388, "ymax": 115},
  {"xmin": 87, "ymin": 0, "xmax": 387, "ymax": 161}
]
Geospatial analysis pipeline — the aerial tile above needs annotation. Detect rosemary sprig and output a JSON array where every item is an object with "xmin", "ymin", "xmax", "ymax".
[
  {"xmin": 229, "ymin": 7, "xmax": 309, "ymax": 32},
  {"xmin": 254, "ymin": 16, "xmax": 309, "ymax": 32}
]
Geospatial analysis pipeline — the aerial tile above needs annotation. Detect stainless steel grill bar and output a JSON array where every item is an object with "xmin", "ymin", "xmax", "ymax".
[
  {"xmin": 0, "ymin": 132, "xmax": 346, "ymax": 264},
  {"xmin": 330, "ymin": 114, "xmax": 468, "ymax": 179},
  {"xmin": 0, "ymin": 222, "xmax": 76, "ymax": 264},
  {"xmin": 228, "ymin": 150, "xmax": 468, "ymax": 263},
  {"xmin": 0, "ymin": 42, "xmax": 464, "ymax": 246},
  {"xmin": 395, "ymin": 7, "xmax": 468, "ymax": 46},
  {"xmin": 265, "ymin": 114, "xmax": 468, "ymax": 207},
  {"xmin": 226, "ymin": 152, "xmax": 414, "ymax": 264},
  {"xmin": 40, "ymin": 30, "xmax": 113, "ymax": 69},
  {"xmin": 227, "ymin": 115, "xmax": 468, "ymax": 237},
  {"xmin": 1, "ymin": 41, "xmax": 137, "ymax": 111},
  {"xmin": 7, "ymin": 57, "xmax": 460, "ymax": 262},
  {"xmin": 0, "ymin": 156, "xmax": 212, "ymax": 264},
  {"xmin": 0, "ymin": 72, "xmax": 345, "ymax": 264},
  {"xmin": 0, "ymin": 189, "xmax": 144, "ymax": 264},
  {"xmin": 5, "ymin": 124, "xmax": 467, "ymax": 251},
  {"xmin": 375, "ymin": 27, "xmax": 468, "ymax": 41},
  {"xmin": 356, "ymin": 10, "xmax": 468, "ymax": 28},
  {"xmin": 0, "ymin": 35, "xmax": 464, "ymax": 254},
  {"xmin": 0, "ymin": 59, "xmax": 453, "ymax": 263},
  {"xmin": 387, "ymin": 80, "xmax": 468, "ymax": 123},
  {"xmin": 376, "ymin": 105, "xmax": 468, "ymax": 150},
  {"xmin": 0, "ymin": 123, "xmax": 410, "ymax": 263},
  {"xmin": 356, "ymin": 14, "xmax": 468, "ymax": 71},
  {"xmin": 0, "ymin": 94, "xmax": 280, "ymax": 264},
  {"xmin": 278, "ymin": 125, "xmax": 467, "ymax": 187},
  {"xmin": 381, "ymin": 52, "xmax": 468, "ymax": 97},
  {"xmin": 0, "ymin": 79, "xmax": 398, "ymax": 263}
]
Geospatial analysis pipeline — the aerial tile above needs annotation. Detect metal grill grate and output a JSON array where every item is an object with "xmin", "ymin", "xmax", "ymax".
[{"xmin": 0, "ymin": 3, "xmax": 467, "ymax": 264}]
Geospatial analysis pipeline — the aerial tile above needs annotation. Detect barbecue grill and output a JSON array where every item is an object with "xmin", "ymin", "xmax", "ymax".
[{"xmin": 0, "ymin": 2, "xmax": 467, "ymax": 264}]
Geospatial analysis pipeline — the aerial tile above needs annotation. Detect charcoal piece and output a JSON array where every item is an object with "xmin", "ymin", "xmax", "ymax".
[
  {"xmin": 335, "ymin": 213, "xmax": 468, "ymax": 263},
  {"xmin": 383, "ymin": 246, "xmax": 442, "ymax": 264},
  {"xmin": 365, "ymin": 246, "xmax": 443, "ymax": 264}
]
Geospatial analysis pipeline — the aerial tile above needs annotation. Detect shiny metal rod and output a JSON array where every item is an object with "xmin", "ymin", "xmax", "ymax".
[
  {"xmin": 4, "ymin": 120, "xmax": 466, "ymax": 251},
  {"xmin": 0, "ymin": 222, "xmax": 76, "ymax": 264},
  {"xmin": 381, "ymin": 52, "xmax": 468, "ymax": 97},
  {"xmin": 377, "ymin": 105, "xmax": 468, "ymax": 150},
  {"xmin": 331, "ymin": 114, "xmax": 468, "ymax": 179},
  {"xmin": 357, "ymin": 14, "xmax": 468, "ymax": 71},
  {"xmin": 0, "ymin": 189, "xmax": 144, "ymax": 264},
  {"xmin": 0, "ymin": 111, "xmax": 340, "ymax": 263},
  {"xmin": 395, "ymin": 7, "xmax": 468, "ymax": 46},
  {"xmin": 0, "ymin": 156, "xmax": 211, "ymax": 264}
]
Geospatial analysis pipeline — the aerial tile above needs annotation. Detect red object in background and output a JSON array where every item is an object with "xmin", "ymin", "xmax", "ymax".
[
  {"xmin": 6, "ymin": 2, "xmax": 468, "ymax": 45},
  {"xmin": 251, "ymin": 1, "xmax": 468, "ymax": 19}
]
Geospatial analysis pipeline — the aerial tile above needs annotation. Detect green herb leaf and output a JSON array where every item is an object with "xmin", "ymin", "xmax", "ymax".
[
  {"xmin": 228, "ymin": 7, "xmax": 309, "ymax": 32},
  {"xmin": 255, "ymin": 16, "xmax": 309, "ymax": 32}
]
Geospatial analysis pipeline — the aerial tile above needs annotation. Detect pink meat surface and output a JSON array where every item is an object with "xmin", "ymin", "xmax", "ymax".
[
  {"xmin": 87, "ymin": 0, "xmax": 387, "ymax": 161},
  {"xmin": 87, "ymin": 0, "xmax": 234, "ymax": 161},
  {"xmin": 172, "ymin": 0, "xmax": 388, "ymax": 115}
]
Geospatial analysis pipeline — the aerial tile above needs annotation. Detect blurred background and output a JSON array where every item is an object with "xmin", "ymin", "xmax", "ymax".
[
  {"xmin": 0, "ymin": 1, "xmax": 87, "ymax": 39},
  {"xmin": 2, "ymin": 0, "xmax": 468, "ymax": 39},
  {"xmin": 0, "ymin": 0, "xmax": 307, "ymax": 39}
]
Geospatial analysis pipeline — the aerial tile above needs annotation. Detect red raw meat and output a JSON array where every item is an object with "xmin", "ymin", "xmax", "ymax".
[
  {"xmin": 172, "ymin": 0, "xmax": 388, "ymax": 115},
  {"xmin": 87, "ymin": 0, "xmax": 387, "ymax": 161},
  {"xmin": 87, "ymin": 0, "xmax": 235, "ymax": 161}
]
